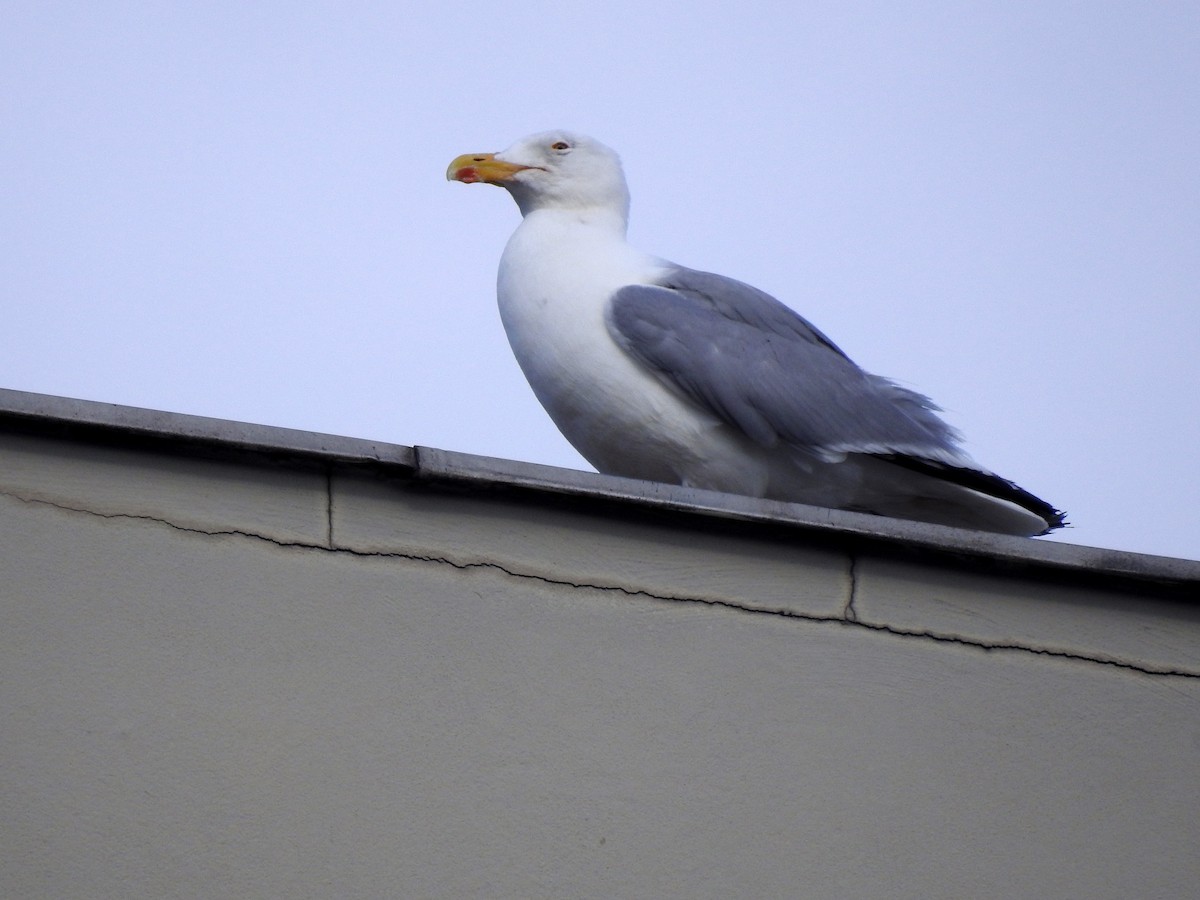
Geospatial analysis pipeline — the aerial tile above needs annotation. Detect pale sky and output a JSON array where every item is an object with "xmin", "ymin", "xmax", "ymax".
[{"xmin": 4, "ymin": 2, "xmax": 1198, "ymax": 560}]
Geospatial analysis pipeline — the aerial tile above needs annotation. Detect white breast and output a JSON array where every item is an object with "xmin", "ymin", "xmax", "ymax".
[{"xmin": 495, "ymin": 208, "xmax": 771, "ymax": 493}]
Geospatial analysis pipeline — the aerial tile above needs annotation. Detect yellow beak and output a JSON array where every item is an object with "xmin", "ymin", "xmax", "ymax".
[{"xmin": 446, "ymin": 152, "xmax": 532, "ymax": 185}]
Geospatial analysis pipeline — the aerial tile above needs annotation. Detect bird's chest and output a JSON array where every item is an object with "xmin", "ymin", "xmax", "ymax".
[
  {"xmin": 499, "ymin": 251, "xmax": 617, "ymax": 373},
  {"xmin": 493, "ymin": 226, "xmax": 708, "ymax": 472},
  {"xmin": 497, "ymin": 226, "xmax": 652, "ymax": 403}
]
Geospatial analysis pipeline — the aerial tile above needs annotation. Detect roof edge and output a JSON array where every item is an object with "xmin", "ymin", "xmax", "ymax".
[
  {"xmin": 0, "ymin": 387, "xmax": 414, "ymax": 468},
  {"xmin": 3, "ymin": 388, "xmax": 1197, "ymax": 592}
]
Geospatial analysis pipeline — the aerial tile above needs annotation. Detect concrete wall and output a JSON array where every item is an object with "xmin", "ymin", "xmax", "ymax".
[{"xmin": 2, "ymin": 392, "xmax": 1198, "ymax": 898}]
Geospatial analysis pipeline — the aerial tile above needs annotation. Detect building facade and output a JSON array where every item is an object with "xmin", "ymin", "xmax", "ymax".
[{"xmin": 2, "ymin": 388, "xmax": 1198, "ymax": 898}]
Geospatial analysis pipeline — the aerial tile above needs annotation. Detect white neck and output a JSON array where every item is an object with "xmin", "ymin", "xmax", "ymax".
[{"xmin": 518, "ymin": 204, "xmax": 630, "ymax": 238}]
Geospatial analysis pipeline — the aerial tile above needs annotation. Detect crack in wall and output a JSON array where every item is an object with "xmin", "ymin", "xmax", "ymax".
[
  {"xmin": 325, "ymin": 466, "xmax": 335, "ymax": 550},
  {"xmin": 4, "ymin": 488, "xmax": 1197, "ymax": 680},
  {"xmin": 844, "ymin": 554, "xmax": 860, "ymax": 622}
]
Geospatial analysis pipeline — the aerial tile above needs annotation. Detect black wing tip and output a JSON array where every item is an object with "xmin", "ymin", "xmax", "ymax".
[
  {"xmin": 1035, "ymin": 507, "xmax": 1070, "ymax": 535},
  {"xmin": 876, "ymin": 453, "xmax": 1068, "ymax": 534}
]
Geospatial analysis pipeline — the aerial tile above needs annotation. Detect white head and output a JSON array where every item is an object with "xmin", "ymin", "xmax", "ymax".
[{"xmin": 448, "ymin": 131, "xmax": 631, "ymax": 223}]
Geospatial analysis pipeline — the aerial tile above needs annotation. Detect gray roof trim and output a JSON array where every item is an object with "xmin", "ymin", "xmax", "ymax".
[
  {"xmin": 0, "ymin": 388, "xmax": 415, "ymax": 468},
  {"xmin": 411, "ymin": 446, "xmax": 1199, "ymax": 590},
  {"xmin": 3, "ymin": 387, "xmax": 1197, "ymax": 592}
]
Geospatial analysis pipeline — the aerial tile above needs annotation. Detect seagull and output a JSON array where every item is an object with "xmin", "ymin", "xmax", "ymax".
[{"xmin": 447, "ymin": 131, "xmax": 1065, "ymax": 536}]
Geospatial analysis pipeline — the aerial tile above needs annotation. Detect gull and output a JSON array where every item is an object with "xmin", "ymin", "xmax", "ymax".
[{"xmin": 447, "ymin": 131, "xmax": 1064, "ymax": 535}]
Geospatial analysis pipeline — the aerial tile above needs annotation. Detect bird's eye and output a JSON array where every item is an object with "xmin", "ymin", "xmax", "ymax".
[{"xmin": 551, "ymin": 141, "xmax": 571, "ymax": 151}]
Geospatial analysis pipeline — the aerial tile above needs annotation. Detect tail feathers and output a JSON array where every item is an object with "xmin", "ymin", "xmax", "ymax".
[{"xmin": 874, "ymin": 453, "xmax": 1067, "ymax": 535}]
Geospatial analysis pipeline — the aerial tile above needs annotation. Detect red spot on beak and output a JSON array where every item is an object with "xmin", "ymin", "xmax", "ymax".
[{"xmin": 455, "ymin": 167, "xmax": 480, "ymax": 183}]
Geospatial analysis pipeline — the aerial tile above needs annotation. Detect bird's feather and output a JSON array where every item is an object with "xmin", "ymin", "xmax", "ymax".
[{"xmin": 608, "ymin": 267, "xmax": 965, "ymax": 462}]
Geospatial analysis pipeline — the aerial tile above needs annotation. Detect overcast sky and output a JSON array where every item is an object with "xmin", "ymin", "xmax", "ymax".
[{"xmin": 4, "ymin": 2, "xmax": 1197, "ymax": 560}]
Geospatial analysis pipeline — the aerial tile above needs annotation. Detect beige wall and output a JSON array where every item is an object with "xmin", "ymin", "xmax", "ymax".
[{"xmin": 2, "ymin": 410, "xmax": 1198, "ymax": 899}]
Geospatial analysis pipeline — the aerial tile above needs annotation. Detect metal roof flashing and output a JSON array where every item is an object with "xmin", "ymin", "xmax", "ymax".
[{"xmin": 2, "ymin": 387, "xmax": 1197, "ymax": 597}]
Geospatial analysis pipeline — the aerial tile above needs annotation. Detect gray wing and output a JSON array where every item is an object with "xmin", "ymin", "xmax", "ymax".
[{"xmin": 606, "ymin": 266, "xmax": 966, "ymax": 462}]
